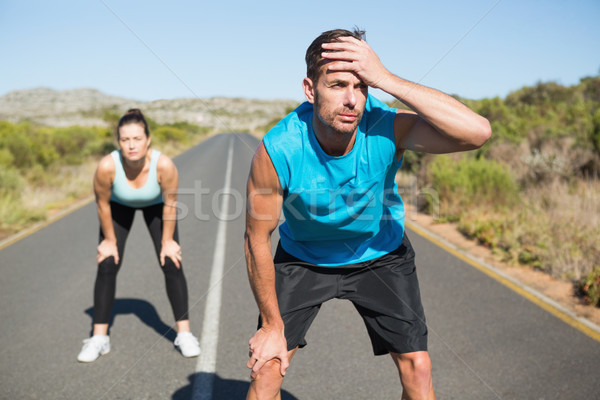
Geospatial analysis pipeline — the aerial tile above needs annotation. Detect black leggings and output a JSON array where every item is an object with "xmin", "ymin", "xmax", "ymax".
[{"xmin": 93, "ymin": 201, "xmax": 189, "ymax": 324}]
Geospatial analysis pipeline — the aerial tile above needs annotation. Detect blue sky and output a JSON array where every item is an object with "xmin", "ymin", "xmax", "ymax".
[{"xmin": 1, "ymin": 0, "xmax": 599, "ymax": 102}]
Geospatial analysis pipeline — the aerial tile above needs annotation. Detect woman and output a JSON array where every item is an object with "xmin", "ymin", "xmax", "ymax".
[{"xmin": 77, "ymin": 109, "xmax": 200, "ymax": 362}]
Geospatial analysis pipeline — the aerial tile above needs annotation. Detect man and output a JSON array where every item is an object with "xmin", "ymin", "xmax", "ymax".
[{"xmin": 244, "ymin": 28, "xmax": 491, "ymax": 400}]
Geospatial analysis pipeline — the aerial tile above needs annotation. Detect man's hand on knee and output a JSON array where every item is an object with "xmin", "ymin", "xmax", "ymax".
[{"xmin": 247, "ymin": 326, "xmax": 290, "ymax": 379}]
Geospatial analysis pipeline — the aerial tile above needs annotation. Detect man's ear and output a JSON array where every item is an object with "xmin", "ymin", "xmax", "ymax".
[{"xmin": 303, "ymin": 77, "xmax": 315, "ymax": 104}]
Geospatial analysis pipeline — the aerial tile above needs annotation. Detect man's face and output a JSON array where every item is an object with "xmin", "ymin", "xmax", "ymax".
[{"xmin": 306, "ymin": 66, "xmax": 368, "ymax": 136}]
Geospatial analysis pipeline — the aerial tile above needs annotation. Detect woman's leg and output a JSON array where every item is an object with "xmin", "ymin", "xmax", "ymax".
[
  {"xmin": 142, "ymin": 204, "xmax": 190, "ymax": 330},
  {"xmin": 92, "ymin": 202, "xmax": 135, "ymax": 334},
  {"xmin": 142, "ymin": 203, "xmax": 200, "ymax": 356}
]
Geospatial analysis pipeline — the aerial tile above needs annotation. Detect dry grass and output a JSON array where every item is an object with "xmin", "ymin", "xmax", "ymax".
[
  {"xmin": 398, "ymin": 169, "xmax": 600, "ymax": 282},
  {"xmin": 520, "ymin": 179, "xmax": 600, "ymax": 279},
  {"xmin": 0, "ymin": 161, "xmax": 97, "ymax": 240},
  {"xmin": 21, "ymin": 162, "xmax": 97, "ymax": 211}
]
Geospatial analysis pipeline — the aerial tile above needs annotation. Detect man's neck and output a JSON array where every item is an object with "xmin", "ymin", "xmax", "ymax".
[{"xmin": 312, "ymin": 115, "xmax": 357, "ymax": 157}]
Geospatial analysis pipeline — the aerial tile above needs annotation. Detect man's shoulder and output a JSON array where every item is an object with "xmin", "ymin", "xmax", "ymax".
[
  {"xmin": 261, "ymin": 102, "xmax": 312, "ymax": 188},
  {"xmin": 263, "ymin": 101, "xmax": 312, "ymax": 145},
  {"xmin": 364, "ymin": 94, "xmax": 397, "ymax": 117},
  {"xmin": 363, "ymin": 94, "xmax": 397, "ymax": 134}
]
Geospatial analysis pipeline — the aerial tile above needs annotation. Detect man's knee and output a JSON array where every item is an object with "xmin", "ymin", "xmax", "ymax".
[
  {"xmin": 253, "ymin": 358, "xmax": 285, "ymax": 381},
  {"xmin": 393, "ymin": 351, "xmax": 432, "ymax": 380},
  {"xmin": 250, "ymin": 359, "xmax": 286, "ymax": 397}
]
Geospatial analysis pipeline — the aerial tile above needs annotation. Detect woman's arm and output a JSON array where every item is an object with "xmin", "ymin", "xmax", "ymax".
[
  {"xmin": 94, "ymin": 155, "xmax": 119, "ymax": 264},
  {"xmin": 157, "ymin": 153, "xmax": 182, "ymax": 268}
]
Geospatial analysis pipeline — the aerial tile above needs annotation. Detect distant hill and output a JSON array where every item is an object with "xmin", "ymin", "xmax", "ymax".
[{"xmin": 0, "ymin": 87, "xmax": 299, "ymax": 131}]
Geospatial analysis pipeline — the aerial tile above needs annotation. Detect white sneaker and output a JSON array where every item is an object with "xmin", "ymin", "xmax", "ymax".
[
  {"xmin": 174, "ymin": 332, "xmax": 201, "ymax": 358},
  {"xmin": 77, "ymin": 335, "xmax": 110, "ymax": 363}
]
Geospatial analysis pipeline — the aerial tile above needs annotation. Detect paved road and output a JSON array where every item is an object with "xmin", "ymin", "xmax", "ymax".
[{"xmin": 1, "ymin": 132, "xmax": 599, "ymax": 399}]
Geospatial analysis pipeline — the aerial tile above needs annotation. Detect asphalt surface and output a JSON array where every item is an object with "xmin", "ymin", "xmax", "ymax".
[{"xmin": 0, "ymin": 132, "xmax": 599, "ymax": 399}]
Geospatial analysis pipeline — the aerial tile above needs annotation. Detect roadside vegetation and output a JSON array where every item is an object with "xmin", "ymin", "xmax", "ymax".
[
  {"xmin": 0, "ymin": 113, "xmax": 211, "ymax": 239},
  {"xmin": 395, "ymin": 76, "xmax": 600, "ymax": 306}
]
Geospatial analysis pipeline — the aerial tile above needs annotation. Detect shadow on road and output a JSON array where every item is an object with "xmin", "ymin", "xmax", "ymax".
[
  {"xmin": 84, "ymin": 298, "xmax": 177, "ymax": 342},
  {"xmin": 172, "ymin": 372, "xmax": 299, "ymax": 399}
]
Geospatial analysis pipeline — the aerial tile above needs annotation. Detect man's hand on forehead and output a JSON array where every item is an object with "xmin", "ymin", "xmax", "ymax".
[{"xmin": 321, "ymin": 36, "xmax": 392, "ymax": 89}]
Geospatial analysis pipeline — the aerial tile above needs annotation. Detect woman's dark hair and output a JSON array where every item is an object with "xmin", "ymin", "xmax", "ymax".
[
  {"xmin": 117, "ymin": 108, "xmax": 150, "ymax": 138},
  {"xmin": 305, "ymin": 27, "xmax": 366, "ymax": 82}
]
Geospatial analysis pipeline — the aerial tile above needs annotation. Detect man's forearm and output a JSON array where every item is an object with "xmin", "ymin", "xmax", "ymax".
[
  {"xmin": 245, "ymin": 235, "xmax": 284, "ymax": 328},
  {"xmin": 380, "ymin": 73, "xmax": 490, "ymax": 145}
]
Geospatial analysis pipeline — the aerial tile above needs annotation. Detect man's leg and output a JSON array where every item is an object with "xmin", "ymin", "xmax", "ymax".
[
  {"xmin": 247, "ymin": 348, "xmax": 298, "ymax": 400},
  {"xmin": 391, "ymin": 351, "xmax": 435, "ymax": 400},
  {"xmin": 247, "ymin": 245, "xmax": 337, "ymax": 399}
]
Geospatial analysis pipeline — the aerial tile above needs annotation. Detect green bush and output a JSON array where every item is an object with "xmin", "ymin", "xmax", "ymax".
[
  {"xmin": 427, "ymin": 155, "xmax": 519, "ymax": 217},
  {"xmin": 457, "ymin": 212, "xmax": 512, "ymax": 250},
  {"xmin": 152, "ymin": 126, "xmax": 187, "ymax": 143},
  {"xmin": 0, "ymin": 119, "xmax": 208, "ymax": 173},
  {"xmin": 578, "ymin": 267, "xmax": 600, "ymax": 307},
  {"xmin": 517, "ymin": 246, "xmax": 543, "ymax": 269},
  {"xmin": 591, "ymin": 108, "xmax": 600, "ymax": 157},
  {"xmin": 0, "ymin": 122, "xmax": 115, "ymax": 169},
  {"xmin": 400, "ymin": 150, "xmax": 423, "ymax": 174},
  {"xmin": 0, "ymin": 126, "xmax": 37, "ymax": 168},
  {"xmin": 0, "ymin": 166, "xmax": 24, "ymax": 194},
  {"xmin": 0, "ymin": 148, "xmax": 14, "ymax": 167},
  {"xmin": 83, "ymin": 140, "xmax": 117, "ymax": 157},
  {"xmin": 50, "ymin": 126, "xmax": 95, "ymax": 156},
  {"xmin": 151, "ymin": 122, "xmax": 210, "ymax": 145},
  {"xmin": 506, "ymin": 81, "xmax": 575, "ymax": 107}
]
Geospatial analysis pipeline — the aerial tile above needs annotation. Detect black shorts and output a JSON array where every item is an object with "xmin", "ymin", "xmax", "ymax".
[{"xmin": 259, "ymin": 233, "xmax": 428, "ymax": 356}]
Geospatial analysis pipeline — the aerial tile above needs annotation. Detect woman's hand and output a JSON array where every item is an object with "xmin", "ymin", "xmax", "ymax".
[
  {"xmin": 97, "ymin": 239, "xmax": 119, "ymax": 264},
  {"xmin": 160, "ymin": 239, "xmax": 182, "ymax": 268}
]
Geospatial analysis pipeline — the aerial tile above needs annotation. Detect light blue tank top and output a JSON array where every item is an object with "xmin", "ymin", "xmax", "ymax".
[
  {"xmin": 110, "ymin": 149, "xmax": 163, "ymax": 208},
  {"xmin": 263, "ymin": 95, "xmax": 405, "ymax": 266}
]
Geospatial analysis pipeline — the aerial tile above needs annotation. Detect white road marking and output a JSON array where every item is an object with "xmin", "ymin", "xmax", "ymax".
[{"xmin": 192, "ymin": 138, "xmax": 234, "ymax": 400}]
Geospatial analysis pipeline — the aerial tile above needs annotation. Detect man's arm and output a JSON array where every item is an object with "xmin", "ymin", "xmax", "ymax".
[
  {"xmin": 321, "ymin": 36, "xmax": 491, "ymax": 156},
  {"xmin": 245, "ymin": 142, "xmax": 289, "ymax": 378}
]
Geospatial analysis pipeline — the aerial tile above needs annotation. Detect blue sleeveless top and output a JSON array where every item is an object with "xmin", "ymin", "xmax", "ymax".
[
  {"xmin": 110, "ymin": 149, "xmax": 163, "ymax": 208},
  {"xmin": 263, "ymin": 95, "xmax": 405, "ymax": 266}
]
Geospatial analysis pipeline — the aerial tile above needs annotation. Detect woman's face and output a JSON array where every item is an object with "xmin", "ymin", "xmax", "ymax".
[{"xmin": 118, "ymin": 123, "xmax": 150, "ymax": 162}]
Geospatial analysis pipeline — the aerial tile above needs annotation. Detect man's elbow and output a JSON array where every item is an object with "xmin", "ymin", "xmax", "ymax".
[{"xmin": 468, "ymin": 117, "xmax": 492, "ymax": 149}]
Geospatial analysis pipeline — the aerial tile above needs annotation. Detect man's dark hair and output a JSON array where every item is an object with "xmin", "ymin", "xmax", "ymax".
[{"xmin": 305, "ymin": 27, "xmax": 366, "ymax": 82}]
